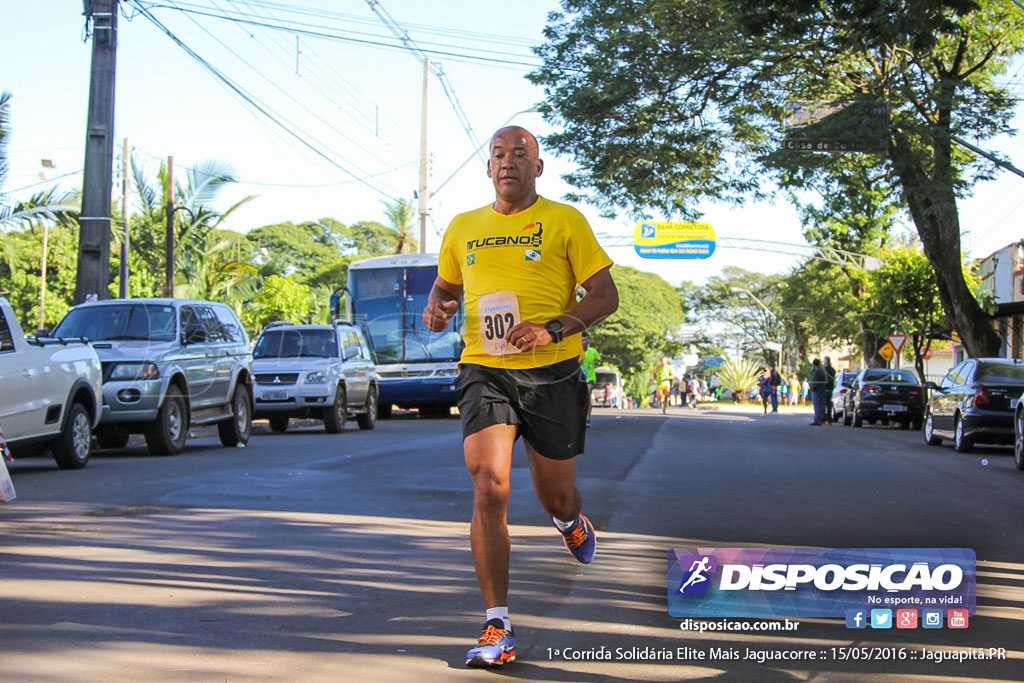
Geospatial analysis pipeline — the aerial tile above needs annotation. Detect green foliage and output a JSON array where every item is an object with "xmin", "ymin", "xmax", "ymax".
[
  {"xmin": 382, "ymin": 198, "xmax": 418, "ymax": 255},
  {"xmin": 717, "ymin": 358, "xmax": 761, "ymax": 399},
  {"xmin": 866, "ymin": 245, "xmax": 947, "ymax": 379},
  {"xmin": 589, "ymin": 265, "xmax": 685, "ymax": 387},
  {"xmin": 532, "ymin": 0, "xmax": 1016, "ymax": 355},
  {"xmin": 246, "ymin": 219, "xmax": 344, "ymax": 283},
  {"xmin": 243, "ymin": 275, "xmax": 316, "ymax": 331}
]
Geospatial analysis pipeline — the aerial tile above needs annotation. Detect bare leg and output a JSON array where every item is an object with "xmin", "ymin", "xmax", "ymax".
[
  {"xmin": 524, "ymin": 440, "xmax": 580, "ymax": 524},
  {"xmin": 464, "ymin": 424, "xmax": 517, "ymax": 608}
]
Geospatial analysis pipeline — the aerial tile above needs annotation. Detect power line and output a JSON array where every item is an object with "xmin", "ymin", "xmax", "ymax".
[
  {"xmin": 134, "ymin": 2, "xmax": 545, "ymax": 69},
  {"xmin": 164, "ymin": 0, "xmax": 414, "ymax": 190},
  {"xmin": 124, "ymin": 0, "xmax": 399, "ymax": 201},
  {"xmin": 223, "ymin": 0, "xmax": 420, "ymax": 155}
]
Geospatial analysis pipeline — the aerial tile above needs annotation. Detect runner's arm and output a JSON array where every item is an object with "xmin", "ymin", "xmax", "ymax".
[
  {"xmin": 423, "ymin": 276, "xmax": 463, "ymax": 332},
  {"xmin": 504, "ymin": 266, "xmax": 618, "ymax": 350}
]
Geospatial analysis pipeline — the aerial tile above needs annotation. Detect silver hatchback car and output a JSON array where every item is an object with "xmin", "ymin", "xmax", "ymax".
[
  {"xmin": 51, "ymin": 298, "xmax": 254, "ymax": 455},
  {"xmin": 252, "ymin": 321, "xmax": 378, "ymax": 433}
]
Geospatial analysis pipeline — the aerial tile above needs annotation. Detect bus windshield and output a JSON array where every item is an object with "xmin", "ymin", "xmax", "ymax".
[{"xmin": 349, "ymin": 265, "xmax": 462, "ymax": 363}]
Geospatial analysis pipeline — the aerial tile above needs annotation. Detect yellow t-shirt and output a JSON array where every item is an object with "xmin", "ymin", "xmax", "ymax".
[{"xmin": 438, "ymin": 196, "xmax": 613, "ymax": 370}]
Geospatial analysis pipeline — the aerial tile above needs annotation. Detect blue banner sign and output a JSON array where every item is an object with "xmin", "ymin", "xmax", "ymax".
[
  {"xmin": 668, "ymin": 547, "xmax": 976, "ymax": 619},
  {"xmin": 634, "ymin": 222, "xmax": 716, "ymax": 259}
]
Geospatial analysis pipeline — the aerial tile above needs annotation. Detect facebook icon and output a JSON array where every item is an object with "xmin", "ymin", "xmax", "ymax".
[{"xmin": 845, "ymin": 609, "xmax": 867, "ymax": 629}]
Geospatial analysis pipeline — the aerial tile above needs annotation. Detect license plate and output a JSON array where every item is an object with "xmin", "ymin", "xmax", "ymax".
[
  {"xmin": 262, "ymin": 390, "xmax": 288, "ymax": 400},
  {"xmin": 882, "ymin": 404, "xmax": 905, "ymax": 412}
]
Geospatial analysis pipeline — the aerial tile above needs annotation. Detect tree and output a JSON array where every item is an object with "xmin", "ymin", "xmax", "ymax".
[
  {"xmin": 686, "ymin": 268, "xmax": 787, "ymax": 366},
  {"xmin": 246, "ymin": 220, "xmax": 342, "ymax": 282},
  {"xmin": 0, "ymin": 91, "xmax": 76, "ymax": 231},
  {"xmin": 531, "ymin": 0, "xmax": 1016, "ymax": 356},
  {"xmin": 127, "ymin": 155, "xmax": 253, "ymax": 296},
  {"xmin": 589, "ymin": 265, "xmax": 684, "ymax": 401},
  {"xmin": 866, "ymin": 245, "xmax": 949, "ymax": 381},
  {"xmin": 243, "ymin": 275, "xmax": 316, "ymax": 331},
  {"xmin": 381, "ymin": 198, "xmax": 418, "ymax": 254}
]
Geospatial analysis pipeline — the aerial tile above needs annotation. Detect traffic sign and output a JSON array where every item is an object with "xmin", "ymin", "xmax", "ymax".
[
  {"xmin": 889, "ymin": 334, "xmax": 907, "ymax": 353},
  {"xmin": 877, "ymin": 342, "xmax": 895, "ymax": 362}
]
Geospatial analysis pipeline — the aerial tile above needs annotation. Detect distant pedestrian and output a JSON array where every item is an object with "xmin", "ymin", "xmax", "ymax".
[
  {"xmin": 580, "ymin": 331, "xmax": 601, "ymax": 427},
  {"xmin": 758, "ymin": 368, "xmax": 773, "ymax": 415},
  {"xmin": 769, "ymin": 366, "xmax": 782, "ymax": 413},
  {"xmin": 801, "ymin": 377, "xmax": 810, "ymax": 405},
  {"xmin": 823, "ymin": 356, "xmax": 837, "ymax": 425},
  {"xmin": 810, "ymin": 359, "xmax": 828, "ymax": 426},
  {"xmin": 788, "ymin": 373, "xmax": 801, "ymax": 406}
]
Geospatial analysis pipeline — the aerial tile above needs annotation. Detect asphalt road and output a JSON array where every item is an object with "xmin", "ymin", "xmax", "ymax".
[{"xmin": 1, "ymin": 403, "xmax": 1022, "ymax": 681}]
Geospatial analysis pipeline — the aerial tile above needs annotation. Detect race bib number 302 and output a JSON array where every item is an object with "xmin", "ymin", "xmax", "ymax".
[{"xmin": 478, "ymin": 291, "xmax": 521, "ymax": 355}]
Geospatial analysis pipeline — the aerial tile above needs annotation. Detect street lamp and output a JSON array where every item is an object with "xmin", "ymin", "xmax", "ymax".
[{"xmin": 731, "ymin": 286, "xmax": 786, "ymax": 367}]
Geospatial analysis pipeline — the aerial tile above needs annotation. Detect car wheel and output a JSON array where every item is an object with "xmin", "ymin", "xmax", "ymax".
[
  {"xmin": 217, "ymin": 384, "xmax": 251, "ymax": 447},
  {"xmin": 924, "ymin": 414, "xmax": 942, "ymax": 445},
  {"xmin": 853, "ymin": 410, "xmax": 863, "ymax": 427},
  {"xmin": 52, "ymin": 402, "xmax": 93, "ymax": 469},
  {"xmin": 324, "ymin": 384, "xmax": 347, "ymax": 434},
  {"xmin": 377, "ymin": 402, "xmax": 393, "ymax": 420},
  {"xmin": 953, "ymin": 414, "xmax": 974, "ymax": 453},
  {"xmin": 1015, "ymin": 409, "xmax": 1024, "ymax": 471},
  {"xmin": 268, "ymin": 416, "xmax": 289, "ymax": 433},
  {"xmin": 144, "ymin": 385, "xmax": 188, "ymax": 455},
  {"xmin": 96, "ymin": 426, "xmax": 130, "ymax": 450},
  {"xmin": 357, "ymin": 385, "xmax": 378, "ymax": 430}
]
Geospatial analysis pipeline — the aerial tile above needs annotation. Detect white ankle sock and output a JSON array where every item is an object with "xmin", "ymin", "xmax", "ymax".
[
  {"xmin": 486, "ymin": 606, "xmax": 511, "ymax": 631},
  {"xmin": 552, "ymin": 515, "xmax": 577, "ymax": 532}
]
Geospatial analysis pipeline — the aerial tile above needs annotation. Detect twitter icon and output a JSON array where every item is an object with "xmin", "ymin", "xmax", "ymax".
[{"xmin": 871, "ymin": 609, "xmax": 892, "ymax": 629}]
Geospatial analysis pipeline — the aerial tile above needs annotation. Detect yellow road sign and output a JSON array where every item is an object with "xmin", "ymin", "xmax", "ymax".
[{"xmin": 877, "ymin": 342, "xmax": 895, "ymax": 362}]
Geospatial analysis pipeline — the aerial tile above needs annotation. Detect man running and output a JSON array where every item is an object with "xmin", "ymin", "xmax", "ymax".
[
  {"xmin": 655, "ymin": 357, "xmax": 673, "ymax": 413},
  {"xmin": 580, "ymin": 331, "xmax": 601, "ymax": 426},
  {"xmin": 422, "ymin": 125, "xmax": 619, "ymax": 668}
]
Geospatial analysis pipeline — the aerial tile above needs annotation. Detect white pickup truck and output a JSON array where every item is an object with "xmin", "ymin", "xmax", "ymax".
[{"xmin": 0, "ymin": 296, "xmax": 102, "ymax": 469}]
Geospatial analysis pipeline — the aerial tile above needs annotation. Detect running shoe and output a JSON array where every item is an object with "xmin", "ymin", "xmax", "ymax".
[
  {"xmin": 466, "ymin": 619, "xmax": 516, "ymax": 667},
  {"xmin": 557, "ymin": 513, "xmax": 596, "ymax": 564}
]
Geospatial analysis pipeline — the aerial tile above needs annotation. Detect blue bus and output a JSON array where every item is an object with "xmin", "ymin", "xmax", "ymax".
[{"xmin": 332, "ymin": 253, "xmax": 464, "ymax": 417}]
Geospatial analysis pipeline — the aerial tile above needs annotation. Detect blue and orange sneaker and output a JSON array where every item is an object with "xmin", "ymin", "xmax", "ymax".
[
  {"xmin": 557, "ymin": 513, "xmax": 596, "ymax": 564},
  {"xmin": 466, "ymin": 619, "xmax": 516, "ymax": 668}
]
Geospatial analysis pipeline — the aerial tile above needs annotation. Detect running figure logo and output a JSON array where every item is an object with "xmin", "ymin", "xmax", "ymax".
[{"xmin": 677, "ymin": 554, "xmax": 718, "ymax": 596}]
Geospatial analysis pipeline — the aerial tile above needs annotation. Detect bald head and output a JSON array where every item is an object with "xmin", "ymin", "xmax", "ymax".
[
  {"xmin": 489, "ymin": 126, "xmax": 540, "ymax": 156},
  {"xmin": 487, "ymin": 125, "xmax": 544, "ymax": 213}
]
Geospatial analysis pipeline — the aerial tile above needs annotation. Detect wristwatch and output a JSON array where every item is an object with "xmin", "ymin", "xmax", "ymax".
[{"xmin": 544, "ymin": 319, "xmax": 564, "ymax": 343}]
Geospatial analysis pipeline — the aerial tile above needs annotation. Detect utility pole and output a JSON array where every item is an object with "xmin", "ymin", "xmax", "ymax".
[
  {"xmin": 164, "ymin": 156, "xmax": 175, "ymax": 297},
  {"xmin": 418, "ymin": 57, "xmax": 429, "ymax": 254},
  {"xmin": 119, "ymin": 137, "xmax": 129, "ymax": 298},
  {"xmin": 75, "ymin": 0, "xmax": 119, "ymax": 304}
]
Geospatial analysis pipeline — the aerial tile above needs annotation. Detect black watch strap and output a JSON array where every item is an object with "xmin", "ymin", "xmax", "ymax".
[{"xmin": 545, "ymin": 320, "xmax": 564, "ymax": 343}]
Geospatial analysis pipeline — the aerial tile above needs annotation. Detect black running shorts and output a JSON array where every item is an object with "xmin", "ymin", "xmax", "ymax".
[{"xmin": 456, "ymin": 358, "xmax": 588, "ymax": 460}]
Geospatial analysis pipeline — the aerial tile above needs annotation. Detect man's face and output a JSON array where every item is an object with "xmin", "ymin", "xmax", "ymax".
[
  {"xmin": 487, "ymin": 127, "xmax": 543, "ymax": 203},
  {"xmin": 581, "ymin": 335, "xmax": 589, "ymax": 350}
]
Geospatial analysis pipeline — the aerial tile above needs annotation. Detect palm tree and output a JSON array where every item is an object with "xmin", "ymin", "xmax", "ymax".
[
  {"xmin": 0, "ymin": 91, "xmax": 76, "ymax": 230},
  {"xmin": 382, "ymin": 198, "xmax": 418, "ymax": 254},
  {"xmin": 174, "ymin": 231, "xmax": 259, "ymax": 307},
  {"xmin": 127, "ymin": 154, "xmax": 255, "ymax": 296}
]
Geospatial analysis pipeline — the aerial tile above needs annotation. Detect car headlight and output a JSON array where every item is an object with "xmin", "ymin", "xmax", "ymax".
[
  {"xmin": 305, "ymin": 370, "xmax": 328, "ymax": 384},
  {"xmin": 435, "ymin": 368, "xmax": 459, "ymax": 377},
  {"xmin": 109, "ymin": 362, "xmax": 160, "ymax": 381}
]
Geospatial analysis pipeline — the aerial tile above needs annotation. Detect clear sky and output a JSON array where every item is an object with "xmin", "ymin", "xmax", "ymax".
[{"xmin": 2, "ymin": 0, "xmax": 1021, "ymax": 288}]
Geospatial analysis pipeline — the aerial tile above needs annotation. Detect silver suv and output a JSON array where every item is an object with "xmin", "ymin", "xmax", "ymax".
[
  {"xmin": 252, "ymin": 321, "xmax": 378, "ymax": 433},
  {"xmin": 51, "ymin": 299, "xmax": 253, "ymax": 455}
]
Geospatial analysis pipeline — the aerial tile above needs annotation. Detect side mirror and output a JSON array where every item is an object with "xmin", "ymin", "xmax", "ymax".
[
  {"xmin": 924, "ymin": 381, "xmax": 938, "ymax": 391},
  {"xmin": 343, "ymin": 344, "xmax": 360, "ymax": 360},
  {"xmin": 35, "ymin": 329, "xmax": 49, "ymax": 338},
  {"xmin": 183, "ymin": 323, "xmax": 207, "ymax": 345}
]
